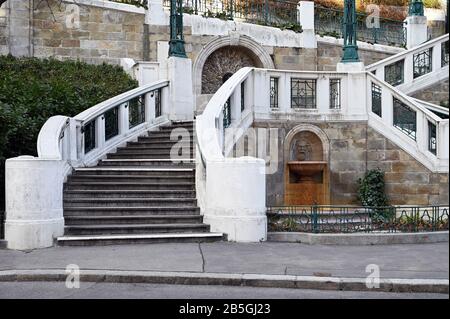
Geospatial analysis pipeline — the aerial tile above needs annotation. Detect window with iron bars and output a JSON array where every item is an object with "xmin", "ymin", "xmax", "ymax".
[
  {"xmin": 128, "ymin": 95, "xmax": 146, "ymax": 129},
  {"xmin": 241, "ymin": 82, "xmax": 245, "ymax": 112},
  {"xmin": 428, "ymin": 121, "xmax": 437, "ymax": 155},
  {"xmin": 104, "ymin": 106, "xmax": 119, "ymax": 141},
  {"xmin": 413, "ymin": 48, "xmax": 432, "ymax": 79},
  {"xmin": 153, "ymin": 88, "xmax": 162, "ymax": 118},
  {"xmin": 393, "ymin": 97, "xmax": 416, "ymax": 140},
  {"xmin": 371, "ymin": 82, "xmax": 382, "ymax": 117},
  {"xmin": 329, "ymin": 79, "xmax": 341, "ymax": 109},
  {"xmin": 442, "ymin": 41, "xmax": 449, "ymax": 67},
  {"xmin": 270, "ymin": 77, "xmax": 279, "ymax": 109},
  {"xmin": 83, "ymin": 120, "xmax": 96, "ymax": 154},
  {"xmin": 291, "ymin": 79, "xmax": 316, "ymax": 109},
  {"xmin": 385, "ymin": 60, "xmax": 404, "ymax": 86}
]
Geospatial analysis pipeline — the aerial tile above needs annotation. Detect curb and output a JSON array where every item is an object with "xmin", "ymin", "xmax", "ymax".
[
  {"xmin": 268, "ymin": 231, "xmax": 449, "ymax": 245},
  {"xmin": 0, "ymin": 269, "xmax": 448, "ymax": 294}
]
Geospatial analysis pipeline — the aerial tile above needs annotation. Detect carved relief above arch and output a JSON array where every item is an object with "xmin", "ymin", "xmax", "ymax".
[{"xmin": 193, "ymin": 34, "xmax": 275, "ymax": 96}]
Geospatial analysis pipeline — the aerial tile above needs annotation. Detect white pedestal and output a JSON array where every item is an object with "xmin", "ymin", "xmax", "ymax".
[
  {"xmin": 299, "ymin": 1, "xmax": 317, "ymax": 49},
  {"xmin": 167, "ymin": 56, "xmax": 194, "ymax": 121},
  {"xmin": 145, "ymin": 0, "xmax": 167, "ymax": 25},
  {"xmin": 5, "ymin": 156, "xmax": 66, "ymax": 250},
  {"xmin": 336, "ymin": 61, "xmax": 365, "ymax": 72},
  {"xmin": 204, "ymin": 158, "xmax": 267, "ymax": 242},
  {"xmin": 405, "ymin": 16, "xmax": 428, "ymax": 49}
]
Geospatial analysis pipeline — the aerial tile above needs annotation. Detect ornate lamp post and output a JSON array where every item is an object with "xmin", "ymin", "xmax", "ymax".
[
  {"xmin": 341, "ymin": 0, "xmax": 359, "ymax": 62},
  {"xmin": 408, "ymin": 0, "xmax": 425, "ymax": 16},
  {"xmin": 169, "ymin": 0, "xmax": 187, "ymax": 58}
]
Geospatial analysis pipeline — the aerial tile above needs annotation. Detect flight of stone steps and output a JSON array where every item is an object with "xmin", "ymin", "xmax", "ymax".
[{"xmin": 57, "ymin": 121, "xmax": 224, "ymax": 246}]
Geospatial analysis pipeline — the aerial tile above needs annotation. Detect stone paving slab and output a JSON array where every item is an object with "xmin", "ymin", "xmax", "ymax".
[{"xmin": 0, "ymin": 242, "xmax": 448, "ymax": 280}]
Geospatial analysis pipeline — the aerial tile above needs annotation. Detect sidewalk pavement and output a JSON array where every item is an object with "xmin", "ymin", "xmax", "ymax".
[{"xmin": 0, "ymin": 242, "xmax": 448, "ymax": 280}]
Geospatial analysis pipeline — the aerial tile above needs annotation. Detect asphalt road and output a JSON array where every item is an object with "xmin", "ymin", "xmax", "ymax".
[{"xmin": 0, "ymin": 282, "xmax": 447, "ymax": 299}]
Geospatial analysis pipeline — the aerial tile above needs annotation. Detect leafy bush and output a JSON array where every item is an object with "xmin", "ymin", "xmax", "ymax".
[
  {"xmin": 0, "ymin": 55, "xmax": 138, "ymax": 160},
  {"xmin": 357, "ymin": 169, "xmax": 389, "ymax": 208}
]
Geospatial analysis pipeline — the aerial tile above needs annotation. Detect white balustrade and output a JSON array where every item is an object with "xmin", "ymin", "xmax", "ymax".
[
  {"xmin": 366, "ymin": 34, "xmax": 449, "ymax": 96},
  {"xmin": 6, "ymin": 79, "xmax": 171, "ymax": 250}
]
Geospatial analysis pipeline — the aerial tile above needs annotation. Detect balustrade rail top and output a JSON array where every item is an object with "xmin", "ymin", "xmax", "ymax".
[
  {"xmin": 413, "ymin": 98, "xmax": 450, "ymax": 116},
  {"xmin": 366, "ymin": 34, "xmax": 450, "ymax": 71},
  {"xmin": 367, "ymin": 72, "xmax": 443, "ymax": 123},
  {"xmin": 74, "ymin": 80, "xmax": 169, "ymax": 124}
]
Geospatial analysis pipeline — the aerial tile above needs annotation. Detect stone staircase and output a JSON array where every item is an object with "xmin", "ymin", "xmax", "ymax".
[{"xmin": 57, "ymin": 121, "xmax": 224, "ymax": 246}]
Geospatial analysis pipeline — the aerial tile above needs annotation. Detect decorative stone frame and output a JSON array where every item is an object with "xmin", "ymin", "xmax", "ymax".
[
  {"xmin": 284, "ymin": 124, "xmax": 330, "ymax": 163},
  {"xmin": 193, "ymin": 33, "xmax": 275, "ymax": 96}
]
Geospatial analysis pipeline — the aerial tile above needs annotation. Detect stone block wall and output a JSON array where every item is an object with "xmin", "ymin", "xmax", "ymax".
[
  {"xmin": 411, "ymin": 79, "xmax": 449, "ymax": 107},
  {"xmin": 317, "ymin": 42, "xmax": 395, "ymax": 71},
  {"xmin": 273, "ymin": 47, "xmax": 317, "ymax": 71},
  {"xmin": 31, "ymin": 0, "xmax": 145, "ymax": 64},
  {"xmin": 252, "ymin": 121, "xmax": 448, "ymax": 207}
]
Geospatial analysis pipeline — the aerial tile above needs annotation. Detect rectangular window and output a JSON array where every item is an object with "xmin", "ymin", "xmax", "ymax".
[
  {"xmin": 442, "ymin": 41, "xmax": 449, "ymax": 67},
  {"xmin": 371, "ymin": 82, "xmax": 382, "ymax": 117},
  {"xmin": 413, "ymin": 48, "xmax": 432, "ymax": 79},
  {"xmin": 291, "ymin": 79, "xmax": 316, "ymax": 109},
  {"xmin": 393, "ymin": 97, "xmax": 416, "ymax": 140},
  {"xmin": 83, "ymin": 120, "xmax": 96, "ymax": 154},
  {"xmin": 385, "ymin": 60, "xmax": 404, "ymax": 86},
  {"xmin": 104, "ymin": 106, "xmax": 119, "ymax": 141},
  {"xmin": 428, "ymin": 121, "xmax": 437, "ymax": 155},
  {"xmin": 128, "ymin": 95, "xmax": 146, "ymax": 129},
  {"xmin": 329, "ymin": 79, "xmax": 341, "ymax": 109},
  {"xmin": 240, "ymin": 82, "xmax": 245, "ymax": 112},
  {"xmin": 270, "ymin": 77, "xmax": 279, "ymax": 109}
]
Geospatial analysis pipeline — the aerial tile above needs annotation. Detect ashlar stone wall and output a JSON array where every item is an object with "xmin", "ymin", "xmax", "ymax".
[{"xmin": 32, "ymin": 0, "xmax": 145, "ymax": 64}]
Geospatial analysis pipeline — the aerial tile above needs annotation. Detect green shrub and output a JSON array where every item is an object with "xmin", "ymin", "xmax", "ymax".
[
  {"xmin": 357, "ymin": 169, "xmax": 389, "ymax": 208},
  {"xmin": 0, "ymin": 55, "xmax": 138, "ymax": 159}
]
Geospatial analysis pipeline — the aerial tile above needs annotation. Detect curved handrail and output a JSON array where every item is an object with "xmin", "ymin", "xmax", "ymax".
[
  {"xmin": 366, "ymin": 33, "xmax": 449, "ymax": 71},
  {"xmin": 75, "ymin": 80, "xmax": 169, "ymax": 124},
  {"xmin": 196, "ymin": 67, "xmax": 254, "ymax": 163},
  {"xmin": 37, "ymin": 115, "xmax": 70, "ymax": 159},
  {"xmin": 37, "ymin": 79, "xmax": 170, "ymax": 162}
]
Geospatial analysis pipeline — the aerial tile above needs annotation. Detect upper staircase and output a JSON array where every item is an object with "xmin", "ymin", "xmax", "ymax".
[{"xmin": 57, "ymin": 121, "xmax": 223, "ymax": 246}]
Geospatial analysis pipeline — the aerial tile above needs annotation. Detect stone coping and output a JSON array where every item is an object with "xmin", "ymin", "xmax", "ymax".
[
  {"xmin": 268, "ymin": 231, "xmax": 449, "ymax": 245},
  {"xmin": 0, "ymin": 269, "xmax": 447, "ymax": 293},
  {"xmin": 63, "ymin": 0, "xmax": 145, "ymax": 14}
]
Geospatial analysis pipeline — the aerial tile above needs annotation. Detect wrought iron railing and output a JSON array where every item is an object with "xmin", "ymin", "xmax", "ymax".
[
  {"xmin": 314, "ymin": 5, "xmax": 406, "ymax": 47},
  {"xmin": 267, "ymin": 205, "xmax": 449, "ymax": 233},
  {"xmin": 163, "ymin": 0, "xmax": 300, "ymax": 30}
]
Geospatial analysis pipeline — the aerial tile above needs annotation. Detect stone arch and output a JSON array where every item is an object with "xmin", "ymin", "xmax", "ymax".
[
  {"xmin": 284, "ymin": 124, "xmax": 330, "ymax": 163},
  {"xmin": 193, "ymin": 34, "xmax": 275, "ymax": 96}
]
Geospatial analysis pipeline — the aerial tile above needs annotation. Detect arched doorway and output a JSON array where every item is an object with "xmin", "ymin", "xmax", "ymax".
[{"xmin": 284, "ymin": 125, "xmax": 330, "ymax": 205}]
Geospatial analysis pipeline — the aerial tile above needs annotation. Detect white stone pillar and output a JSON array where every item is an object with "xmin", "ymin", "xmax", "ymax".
[
  {"xmin": 404, "ymin": 15, "xmax": 428, "ymax": 49},
  {"xmin": 145, "ymin": 0, "xmax": 167, "ymax": 25},
  {"xmin": 5, "ymin": 157, "xmax": 66, "ymax": 250},
  {"xmin": 8, "ymin": 0, "xmax": 32, "ymax": 57},
  {"xmin": 298, "ymin": 1, "xmax": 317, "ymax": 49},
  {"xmin": 167, "ymin": 56, "xmax": 194, "ymax": 121}
]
